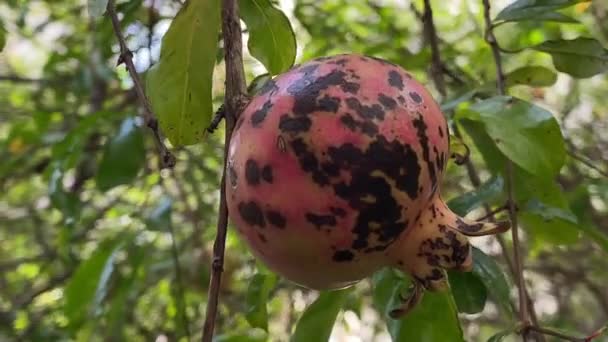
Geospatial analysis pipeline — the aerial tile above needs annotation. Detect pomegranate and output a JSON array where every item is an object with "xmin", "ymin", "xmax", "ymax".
[{"xmin": 225, "ymin": 54, "xmax": 508, "ymax": 316}]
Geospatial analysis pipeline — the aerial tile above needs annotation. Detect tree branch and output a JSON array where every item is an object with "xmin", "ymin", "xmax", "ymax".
[
  {"xmin": 201, "ymin": 0, "xmax": 248, "ymax": 340},
  {"xmin": 480, "ymin": 1, "xmax": 530, "ymax": 338},
  {"xmin": 105, "ymin": 0, "xmax": 176, "ymax": 169}
]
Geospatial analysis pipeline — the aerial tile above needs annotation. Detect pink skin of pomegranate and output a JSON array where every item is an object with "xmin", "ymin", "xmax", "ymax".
[{"xmin": 225, "ymin": 54, "xmax": 508, "ymax": 315}]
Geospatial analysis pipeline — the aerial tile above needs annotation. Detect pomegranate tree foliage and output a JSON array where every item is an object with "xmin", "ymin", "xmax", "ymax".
[{"xmin": 0, "ymin": 0, "xmax": 607, "ymax": 341}]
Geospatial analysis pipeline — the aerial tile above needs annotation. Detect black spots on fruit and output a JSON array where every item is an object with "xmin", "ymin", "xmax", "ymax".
[
  {"xmin": 251, "ymin": 100, "xmax": 273, "ymax": 127},
  {"xmin": 298, "ymin": 63, "xmax": 320, "ymax": 75},
  {"xmin": 412, "ymin": 113, "xmax": 437, "ymax": 190},
  {"xmin": 397, "ymin": 95, "xmax": 406, "ymax": 104},
  {"xmin": 378, "ymin": 93, "xmax": 397, "ymax": 110},
  {"xmin": 388, "ymin": 70, "xmax": 404, "ymax": 90},
  {"xmin": 245, "ymin": 159, "xmax": 261, "ymax": 185},
  {"xmin": 340, "ymin": 114, "xmax": 358, "ymax": 131},
  {"xmin": 345, "ymin": 97, "xmax": 385, "ymax": 120},
  {"xmin": 333, "ymin": 250, "xmax": 354, "ymax": 262},
  {"xmin": 288, "ymin": 69, "xmax": 359, "ymax": 117},
  {"xmin": 266, "ymin": 210, "xmax": 286, "ymax": 229},
  {"xmin": 340, "ymin": 81, "xmax": 360, "ymax": 94},
  {"xmin": 279, "ymin": 114, "xmax": 311, "ymax": 134},
  {"xmin": 438, "ymin": 126, "xmax": 444, "ymax": 138},
  {"xmin": 409, "ymin": 92, "xmax": 423, "ymax": 104},
  {"xmin": 434, "ymin": 146, "xmax": 445, "ymax": 172},
  {"xmin": 317, "ymin": 95, "xmax": 341, "ymax": 113},
  {"xmin": 262, "ymin": 165, "xmax": 273, "ymax": 183},
  {"xmin": 306, "ymin": 212, "xmax": 337, "ymax": 229},
  {"xmin": 238, "ymin": 201, "xmax": 265, "ymax": 228},
  {"xmin": 290, "ymin": 138, "xmax": 329, "ymax": 186},
  {"xmin": 330, "ymin": 207, "xmax": 347, "ymax": 217},
  {"xmin": 324, "ymin": 136, "xmax": 419, "ymax": 252},
  {"xmin": 339, "ymin": 113, "xmax": 378, "ymax": 137},
  {"xmin": 455, "ymin": 217, "xmax": 484, "ymax": 234}
]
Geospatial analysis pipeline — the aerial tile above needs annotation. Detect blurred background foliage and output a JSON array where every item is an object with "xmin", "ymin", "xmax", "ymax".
[{"xmin": 0, "ymin": 0, "xmax": 607, "ymax": 341}]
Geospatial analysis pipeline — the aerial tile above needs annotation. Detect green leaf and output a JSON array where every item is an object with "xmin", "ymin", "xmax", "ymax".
[
  {"xmin": 448, "ymin": 271, "xmax": 487, "ymax": 314},
  {"xmin": 568, "ymin": 186, "xmax": 608, "ymax": 253},
  {"xmin": 462, "ymin": 96, "xmax": 565, "ymax": 177},
  {"xmin": 505, "ymin": 66, "xmax": 558, "ymax": 87},
  {"xmin": 487, "ymin": 328, "xmax": 517, "ymax": 342},
  {"xmin": 239, "ymin": 0, "xmax": 297, "ymax": 74},
  {"xmin": 372, "ymin": 269, "xmax": 465, "ymax": 342},
  {"xmin": 290, "ymin": 289, "xmax": 351, "ymax": 342},
  {"xmin": 495, "ymin": 0, "xmax": 586, "ymax": 23},
  {"xmin": 88, "ymin": 0, "xmax": 108, "ymax": 17},
  {"xmin": 533, "ymin": 38, "xmax": 608, "ymax": 78},
  {"xmin": 64, "ymin": 238, "xmax": 125, "ymax": 329},
  {"xmin": 147, "ymin": 0, "xmax": 221, "ymax": 146},
  {"xmin": 0, "ymin": 20, "xmax": 6, "ymax": 52},
  {"xmin": 245, "ymin": 271, "xmax": 278, "ymax": 331},
  {"xmin": 95, "ymin": 118, "xmax": 145, "ymax": 191},
  {"xmin": 447, "ymin": 176, "xmax": 504, "ymax": 216},
  {"xmin": 471, "ymin": 248, "xmax": 514, "ymax": 318},
  {"xmin": 146, "ymin": 196, "xmax": 173, "ymax": 231}
]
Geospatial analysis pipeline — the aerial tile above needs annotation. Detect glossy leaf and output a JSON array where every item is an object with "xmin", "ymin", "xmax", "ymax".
[
  {"xmin": 505, "ymin": 66, "xmax": 558, "ymax": 87},
  {"xmin": 372, "ymin": 269, "xmax": 465, "ymax": 342},
  {"xmin": 462, "ymin": 96, "xmax": 565, "ymax": 177},
  {"xmin": 495, "ymin": 0, "xmax": 586, "ymax": 23},
  {"xmin": 447, "ymin": 176, "xmax": 504, "ymax": 216},
  {"xmin": 96, "ymin": 118, "xmax": 145, "ymax": 191},
  {"xmin": 533, "ymin": 38, "xmax": 608, "ymax": 78},
  {"xmin": 65, "ymin": 239, "xmax": 124, "ymax": 328},
  {"xmin": 448, "ymin": 271, "xmax": 487, "ymax": 314},
  {"xmin": 245, "ymin": 271, "xmax": 278, "ymax": 331},
  {"xmin": 239, "ymin": 0, "xmax": 297, "ymax": 74},
  {"xmin": 290, "ymin": 289, "xmax": 351, "ymax": 342},
  {"xmin": 471, "ymin": 248, "xmax": 514, "ymax": 318},
  {"xmin": 147, "ymin": 0, "xmax": 221, "ymax": 146},
  {"xmin": 87, "ymin": 0, "xmax": 108, "ymax": 17},
  {"xmin": 214, "ymin": 330, "xmax": 267, "ymax": 342}
]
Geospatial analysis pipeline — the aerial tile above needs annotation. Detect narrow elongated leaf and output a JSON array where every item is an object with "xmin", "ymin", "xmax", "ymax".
[
  {"xmin": 88, "ymin": 0, "xmax": 108, "ymax": 17},
  {"xmin": 0, "ymin": 20, "xmax": 6, "ymax": 52},
  {"xmin": 239, "ymin": 0, "xmax": 297, "ymax": 75},
  {"xmin": 471, "ymin": 248, "xmax": 513, "ymax": 318},
  {"xmin": 147, "ymin": 0, "xmax": 221, "ymax": 146},
  {"xmin": 461, "ymin": 96, "xmax": 565, "ymax": 177},
  {"xmin": 372, "ymin": 269, "xmax": 465, "ymax": 342},
  {"xmin": 506, "ymin": 66, "xmax": 558, "ymax": 87},
  {"xmin": 533, "ymin": 38, "xmax": 608, "ymax": 78},
  {"xmin": 290, "ymin": 289, "xmax": 351, "ymax": 342},
  {"xmin": 96, "ymin": 118, "xmax": 145, "ymax": 191},
  {"xmin": 65, "ymin": 239, "xmax": 124, "ymax": 328},
  {"xmin": 495, "ymin": 0, "xmax": 586, "ymax": 22},
  {"xmin": 448, "ymin": 271, "xmax": 487, "ymax": 314},
  {"xmin": 245, "ymin": 271, "xmax": 278, "ymax": 331},
  {"xmin": 447, "ymin": 176, "xmax": 504, "ymax": 216}
]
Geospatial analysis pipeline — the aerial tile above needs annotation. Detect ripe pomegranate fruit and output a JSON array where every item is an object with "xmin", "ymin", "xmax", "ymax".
[{"xmin": 226, "ymin": 54, "xmax": 508, "ymax": 316}]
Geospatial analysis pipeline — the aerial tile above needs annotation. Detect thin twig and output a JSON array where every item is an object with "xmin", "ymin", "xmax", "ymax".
[
  {"xmin": 106, "ymin": 0, "xmax": 176, "ymax": 169},
  {"xmin": 422, "ymin": 0, "xmax": 446, "ymax": 97},
  {"xmin": 525, "ymin": 326, "xmax": 593, "ymax": 342},
  {"xmin": 567, "ymin": 149, "xmax": 608, "ymax": 178},
  {"xmin": 201, "ymin": 0, "xmax": 248, "ymax": 340},
  {"xmin": 481, "ymin": 1, "xmax": 530, "ymax": 338}
]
